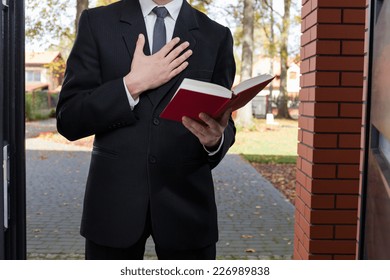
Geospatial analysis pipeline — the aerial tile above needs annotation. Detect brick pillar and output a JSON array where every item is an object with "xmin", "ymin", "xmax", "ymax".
[{"xmin": 294, "ymin": 0, "xmax": 366, "ymax": 260}]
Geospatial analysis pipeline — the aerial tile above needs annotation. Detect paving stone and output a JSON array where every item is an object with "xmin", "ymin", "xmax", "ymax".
[{"xmin": 25, "ymin": 119, "xmax": 294, "ymax": 260}]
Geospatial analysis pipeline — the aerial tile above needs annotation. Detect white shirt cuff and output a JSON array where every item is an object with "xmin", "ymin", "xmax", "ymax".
[
  {"xmin": 203, "ymin": 133, "xmax": 224, "ymax": 156},
  {"xmin": 123, "ymin": 77, "xmax": 139, "ymax": 110}
]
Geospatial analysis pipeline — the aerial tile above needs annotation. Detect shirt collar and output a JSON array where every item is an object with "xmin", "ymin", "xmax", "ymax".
[{"xmin": 139, "ymin": 0, "xmax": 183, "ymax": 21}]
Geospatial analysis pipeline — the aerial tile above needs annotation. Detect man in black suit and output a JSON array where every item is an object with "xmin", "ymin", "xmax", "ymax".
[{"xmin": 56, "ymin": 0, "xmax": 236, "ymax": 260}]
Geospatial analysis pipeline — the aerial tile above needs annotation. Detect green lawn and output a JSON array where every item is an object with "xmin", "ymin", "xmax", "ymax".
[{"xmin": 229, "ymin": 118, "xmax": 298, "ymax": 163}]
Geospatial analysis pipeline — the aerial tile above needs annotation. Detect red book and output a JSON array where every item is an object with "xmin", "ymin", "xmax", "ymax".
[{"xmin": 160, "ymin": 74, "xmax": 275, "ymax": 122}]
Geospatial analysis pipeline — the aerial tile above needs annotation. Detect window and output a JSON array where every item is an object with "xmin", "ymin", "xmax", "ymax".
[
  {"xmin": 289, "ymin": 71, "xmax": 297, "ymax": 80},
  {"xmin": 26, "ymin": 70, "xmax": 41, "ymax": 82},
  {"xmin": 379, "ymin": 133, "xmax": 390, "ymax": 166}
]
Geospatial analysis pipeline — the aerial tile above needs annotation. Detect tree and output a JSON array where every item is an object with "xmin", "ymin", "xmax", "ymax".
[
  {"xmin": 234, "ymin": 0, "xmax": 255, "ymax": 128},
  {"xmin": 96, "ymin": 0, "xmax": 119, "ymax": 7},
  {"xmin": 188, "ymin": 0, "xmax": 213, "ymax": 13},
  {"xmin": 76, "ymin": 0, "xmax": 89, "ymax": 32},
  {"xmin": 276, "ymin": 0, "xmax": 292, "ymax": 119}
]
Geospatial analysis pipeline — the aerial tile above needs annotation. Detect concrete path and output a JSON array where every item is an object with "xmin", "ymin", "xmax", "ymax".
[{"xmin": 25, "ymin": 119, "xmax": 294, "ymax": 260}]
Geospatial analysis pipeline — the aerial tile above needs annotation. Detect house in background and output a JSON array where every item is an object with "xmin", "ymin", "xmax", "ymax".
[
  {"xmin": 248, "ymin": 56, "xmax": 301, "ymax": 117},
  {"xmin": 25, "ymin": 51, "xmax": 64, "ymax": 92}
]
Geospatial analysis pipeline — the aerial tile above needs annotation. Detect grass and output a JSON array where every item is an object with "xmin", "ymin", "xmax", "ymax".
[{"xmin": 229, "ymin": 118, "xmax": 298, "ymax": 163}]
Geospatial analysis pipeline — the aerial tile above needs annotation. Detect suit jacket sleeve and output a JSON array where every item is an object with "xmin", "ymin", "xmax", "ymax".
[
  {"xmin": 56, "ymin": 10, "xmax": 137, "ymax": 141},
  {"xmin": 207, "ymin": 27, "xmax": 236, "ymax": 169}
]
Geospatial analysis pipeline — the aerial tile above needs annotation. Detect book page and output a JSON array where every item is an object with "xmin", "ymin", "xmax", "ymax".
[
  {"xmin": 233, "ymin": 74, "xmax": 274, "ymax": 95},
  {"xmin": 178, "ymin": 78, "xmax": 232, "ymax": 99}
]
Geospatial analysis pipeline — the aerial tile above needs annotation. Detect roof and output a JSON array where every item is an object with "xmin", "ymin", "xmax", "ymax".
[
  {"xmin": 25, "ymin": 82, "xmax": 49, "ymax": 92},
  {"xmin": 25, "ymin": 51, "xmax": 61, "ymax": 65}
]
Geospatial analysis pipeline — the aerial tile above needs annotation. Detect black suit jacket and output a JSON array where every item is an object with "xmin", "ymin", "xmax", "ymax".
[{"xmin": 56, "ymin": 0, "xmax": 236, "ymax": 250}]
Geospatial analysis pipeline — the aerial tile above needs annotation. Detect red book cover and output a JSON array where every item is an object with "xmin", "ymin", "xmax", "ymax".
[
  {"xmin": 160, "ymin": 89, "xmax": 230, "ymax": 122},
  {"xmin": 160, "ymin": 75, "xmax": 274, "ymax": 122}
]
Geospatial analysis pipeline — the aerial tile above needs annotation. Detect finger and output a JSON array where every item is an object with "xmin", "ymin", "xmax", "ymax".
[
  {"xmin": 157, "ymin": 37, "xmax": 181, "ymax": 57},
  {"xmin": 134, "ymin": 34, "xmax": 146, "ymax": 55},
  {"xmin": 168, "ymin": 61, "xmax": 189, "ymax": 80},
  {"xmin": 199, "ymin": 113, "xmax": 220, "ymax": 132},
  {"xmin": 169, "ymin": 49, "xmax": 193, "ymax": 70},
  {"xmin": 219, "ymin": 109, "xmax": 232, "ymax": 127},
  {"xmin": 182, "ymin": 116, "xmax": 207, "ymax": 137},
  {"xmin": 165, "ymin": 41, "xmax": 190, "ymax": 62}
]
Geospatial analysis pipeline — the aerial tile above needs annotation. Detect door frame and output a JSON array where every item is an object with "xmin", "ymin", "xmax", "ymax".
[
  {"xmin": 0, "ymin": 0, "xmax": 26, "ymax": 260},
  {"xmin": 358, "ymin": 0, "xmax": 389, "ymax": 259}
]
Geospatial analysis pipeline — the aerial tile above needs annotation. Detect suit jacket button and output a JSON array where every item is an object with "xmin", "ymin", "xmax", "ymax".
[
  {"xmin": 149, "ymin": 155, "xmax": 157, "ymax": 164},
  {"xmin": 153, "ymin": 118, "xmax": 160, "ymax": 126}
]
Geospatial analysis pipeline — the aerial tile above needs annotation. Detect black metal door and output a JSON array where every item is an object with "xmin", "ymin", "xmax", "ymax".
[
  {"xmin": 361, "ymin": 0, "xmax": 390, "ymax": 259},
  {"xmin": 0, "ymin": 0, "xmax": 26, "ymax": 260}
]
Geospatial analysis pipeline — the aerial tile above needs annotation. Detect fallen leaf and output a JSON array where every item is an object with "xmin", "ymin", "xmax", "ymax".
[{"xmin": 245, "ymin": 248, "xmax": 256, "ymax": 253}]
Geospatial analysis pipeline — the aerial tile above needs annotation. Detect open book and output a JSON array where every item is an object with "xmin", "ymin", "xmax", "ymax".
[{"xmin": 160, "ymin": 74, "xmax": 274, "ymax": 122}]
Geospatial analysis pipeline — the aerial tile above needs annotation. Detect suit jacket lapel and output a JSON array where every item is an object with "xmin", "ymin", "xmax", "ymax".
[
  {"xmin": 120, "ymin": 0, "xmax": 151, "ymax": 60},
  {"xmin": 147, "ymin": 1, "xmax": 199, "ymax": 108}
]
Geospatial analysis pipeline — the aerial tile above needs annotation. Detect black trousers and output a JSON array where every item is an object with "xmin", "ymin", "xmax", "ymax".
[{"xmin": 85, "ymin": 209, "xmax": 216, "ymax": 260}]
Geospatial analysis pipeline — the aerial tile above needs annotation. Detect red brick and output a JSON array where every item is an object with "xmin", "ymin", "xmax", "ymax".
[
  {"xmin": 340, "ymin": 103, "xmax": 363, "ymax": 117},
  {"xmin": 343, "ymin": 9, "xmax": 366, "ymax": 24},
  {"xmin": 313, "ymin": 149, "xmax": 360, "ymax": 163},
  {"xmin": 312, "ymin": 164, "xmax": 337, "ymax": 178},
  {"xmin": 302, "ymin": 0, "xmax": 314, "ymax": 18},
  {"xmin": 314, "ymin": 118, "xmax": 361, "ymax": 133},
  {"xmin": 342, "ymin": 72, "xmax": 364, "ymax": 86},
  {"xmin": 301, "ymin": 72, "xmax": 316, "ymax": 87},
  {"xmin": 299, "ymin": 88, "xmax": 310, "ymax": 102},
  {"xmin": 338, "ymin": 165, "xmax": 360, "ymax": 179},
  {"xmin": 295, "ymin": 196, "xmax": 306, "ymax": 215},
  {"xmin": 301, "ymin": 59, "xmax": 310, "ymax": 73},
  {"xmin": 298, "ymin": 116, "xmax": 315, "ymax": 131},
  {"xmin": 334, "ymin": 255, "xmax": 356, "ymax": 260},
  {"xmin": 318, "ymin": 8, "xmax": 342, "ymax": 23},
  {"xmin": 308, "ymin": 254, "xmax": 333, "ymax": 260},
  {"xmin": 301, "ymin": 30, "xmax": 312, "ymax": 46},
  {"xmin": 302, "ymin": 131, "xmax": 314, "ymax": 146},
  {"xmin": 311, "ymin": 194, "xmax": 335, "ymax": 209},
  {"xmin": 342, "ymin": 40, "xmax": 364, "ymax": 55},
  {"xmin": 311, "ymin": 225, "xmax": 334, "ymax": 238},
  {"xmin": 309, "ymin": 179, "xmax": 359, "ymax": 194},
  {"xmin": 299, "ymin": 102, "xmax": 339, "ymax": 118},
  {"xmin": 313, "ymin": 87, "xmax": 363, "ymax": 102},
  {"xmin": 301, "ymin": 158, "xmax": 313, "ymax": 176},
  {"xmin": 317, "ymin": 24, "xmax": 365, "ymax": 39},
  {"xmin": 335, "ymin": 225, "xmax": 358, "ymax": 239},
  {"xmin": 298, "ymin": 143, "xmax": 313, "ymax": 161},
  {"xmin": 309, "ymin": 210, "xmax": 357, "ymax": 224},
  {"xmin": 296, "ymin": 169, "xmax": 308, "ymax": 188},
  {"xmin": 309, "ymin": 57, "xmax": 317, "ymax": 71},
  {"xmin": 316, "ymin": 56, "xmax": 363, "ymax": 71},
  {"xmin": 295, "ymin": 222, "xmax": 305, "ymax": 241},
  {"xmin": 317, "ymin": 40, "xmax": 340, "ymax": 54},
  {"xmin": 315, "ymin": 0, "xmax": 366, "ymax": 8},
  {"xmin": 294, "ymin": 249, "xmax": 303, "ymax": 260},
  {"xmin": 310, "ymin": 240, "xmax": 356, "ymax": 254},
  {"xmin": 314, "ymin": 134, "xmax": 338, "ymax": 148},
  {"xmin": 303, "ymin": 41, "xmax": 316, "ymax": 58},
  {"xmin": 299, "ymin": 212, "xmax": 311, "ymax": 234},
  {"xmin": 339, "ymin": 134, "xmax": 361, "ymax": 148},
  {"xmin": 336, "ymin": 195, "xmax": 359, "ymax": 209},
  {"xmin": 315, "ymin": 72, "xmax": 340, "ymax": 86},
  {"xmin": 298, "ymin": 240, "xmax": 310, "ymax": 259},
  {"xmin": 298, "ymin": 130, "xmax": 303, "ymax": 143},
  {"xmin": 305, "ymin": 9, "xmax": 318, "ymax": 29}
]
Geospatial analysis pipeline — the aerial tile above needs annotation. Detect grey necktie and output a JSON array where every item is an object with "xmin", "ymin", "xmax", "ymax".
[{"xmin": 152, "ymin": 6, "xmax": 169, "ymax": 54}]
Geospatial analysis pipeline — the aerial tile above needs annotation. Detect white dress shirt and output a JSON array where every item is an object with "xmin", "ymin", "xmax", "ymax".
[
  {"xmin": 123, "ymin": 0, "xmax": 224, "ymax": 156},
  {"xmin": 123, "ymin": 0, "xmax": 182, "ymax": 109}
]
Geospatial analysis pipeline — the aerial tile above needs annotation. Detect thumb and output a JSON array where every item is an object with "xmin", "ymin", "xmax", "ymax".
[
  {"xmin": 220, "ymin": 108, "xmax": 232, "ymax": 127},
  {"xmin": 135, "ymin": 34, "xmax": 146, "ymax": 55}
]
